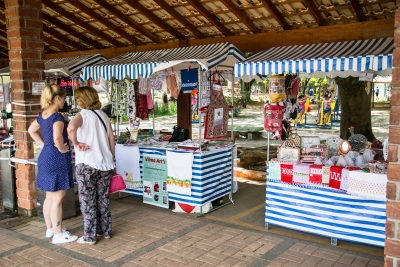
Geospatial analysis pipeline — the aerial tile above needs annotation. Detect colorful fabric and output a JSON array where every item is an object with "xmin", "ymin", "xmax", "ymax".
[
  {"xmin": 340, "ymin": 167, "xmax": 360, "ymax": 191},
  {"xmin": 322, "ymin": 165, "xmax": 331, "ymax": 184},
  {"xmin": 280, "ymin": 163, "xmax": 294, "ymax": 183},
  {"xmin": 75, "ymin": 163, "xmax": 113, "ymax": 242},
  {"xmin": 293, "ymin": 163, "xmax": 311, "ymax": 184},
  {"xmin": 138, "ymin": 76, "xmax": 148, "ymax": 94},
  {"xmin": 203, "ymin": 83, "xmax": 230, "ymax": 140},
  {"xmin": 329, "ymin": 166, "xmax": 344, "ymax": 189},
  {"xmin": 347, "ymin": 170, "xmax": 387, "ymax": 201},
  {"xmin": 268, "ymin": 161, "xmax": 281, "ymax": 180},
  {"xmin": 264, "ymin": 103, "xmax": 284, "ymax": 139},
  {"xmin": 309, "ymin": 164, "xmax": 323, "ymax": 184}
]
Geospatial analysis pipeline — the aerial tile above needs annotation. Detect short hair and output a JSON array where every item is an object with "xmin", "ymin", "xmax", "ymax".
[
  {"xmin": 40, "ymin": 85, "xmax": 66, "ymax": 109},
  {"xmin": 74, "ymin": 86, "xmax": 101, "ymax": 110}
]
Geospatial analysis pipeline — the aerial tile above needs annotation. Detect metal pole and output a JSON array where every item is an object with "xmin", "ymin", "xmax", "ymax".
[
  {"xmin": 231, "ymin": 70, "xmax": 234, "ymax": 141},
  {"xmin": 198, "ymin": 68, "xmax": 202, "ymax": 153}
]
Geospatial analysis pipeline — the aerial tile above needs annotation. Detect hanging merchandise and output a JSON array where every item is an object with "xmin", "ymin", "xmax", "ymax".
[
  {"xmin": 180, "ymin": 68, "xmax": 198, "ymax": 92},
  {"xmin": 138, "ymin": 76, "xmax": 148, "ymax": 94},
  {"xmin": 200, "ymin": 75, "xmax": 230, "ymax": 140},
  {"xmin": 199, "ymin": 72, "xmax": 211, "ymax": 109},
  {"xmin": 127, "ymin": 81, "xmax": 138, "ymax": 129},
  {"xmin": 111, "ymin": 80, "xmax": 129, "ymax": 118},
  {"xmin": 269, "ymin": 76, "xmax": 286, "ymax": 103},
  {"xmin": 263, "ymin": 103, "xmax": 285, "ymax": 139},
  {"xmin": 135, "ymin": 91, "xmax": 148, "ymax": 120},
  {"xmin": 92, "ymin": 77, "xmax": 109, "ymax": 93},
  {"xmin": 0, "ymin": 83, "xmax": 10, "ymax": 103},
  {"xmin": 166, "ymin": 71, "xmax": 179, "ymax": 99}
]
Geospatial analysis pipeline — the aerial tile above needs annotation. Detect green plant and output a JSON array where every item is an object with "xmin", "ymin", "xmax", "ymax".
[
  {"xmin": 225, "ymin": 95, "xmax": 242, "ymax": 117},
  {"xmin": 149, "ymin": 101, "xmax": 177, "ymax": 118}
]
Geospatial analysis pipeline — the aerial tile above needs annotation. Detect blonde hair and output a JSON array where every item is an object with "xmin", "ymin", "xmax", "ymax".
[
  {"xmin": 74, "ymin": 86, "xmax": 101, "ymax": 110},
  {"xmin": 40, "ymin": 85, "xmax": 66, "ymax": 109}
]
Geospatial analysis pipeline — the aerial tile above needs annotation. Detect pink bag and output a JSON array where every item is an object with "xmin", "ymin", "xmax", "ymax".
[
  {"xmin": 109, "ymin": 174, "xmax": 127, "ymax": 194},
  {"xmin": 264, "ymin": 104, "xmax": 284, "ymax": 139}
]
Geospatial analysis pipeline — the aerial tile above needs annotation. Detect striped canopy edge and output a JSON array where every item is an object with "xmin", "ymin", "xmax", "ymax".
[
  {"xmin": 235, "ymin": 38, "xmax": 393, "ymax": 77},
  {"xmin": 80, "ymin": 42, "xmax": 246, "ymax": 81}
]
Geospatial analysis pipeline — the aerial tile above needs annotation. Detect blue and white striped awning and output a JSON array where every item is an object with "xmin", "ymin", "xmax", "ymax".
[
  {"xmin": 235, "ymin": 38, "xmax": 393, "ymax": 78},
  {"xmin": 80, "ymin": 42, "xmax": 245, "ymax": 81},
  {"xmin": 0, "ymin": 54, "xmax": 107, "ymax": 77}
]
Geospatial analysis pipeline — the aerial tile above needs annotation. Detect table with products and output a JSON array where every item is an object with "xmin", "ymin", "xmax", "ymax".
[
  {"xmin": 115, "ymin": 144, "xmax": 235, "ymax": 211},
  {"xmin": 265, "ymin": 164, "xmax": 386, "ymax": 247}
]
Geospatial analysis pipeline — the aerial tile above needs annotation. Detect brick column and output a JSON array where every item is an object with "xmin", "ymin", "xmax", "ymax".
[{"xmin": 5, "ymin": 0, "xmax": 44, "ymax": 217}]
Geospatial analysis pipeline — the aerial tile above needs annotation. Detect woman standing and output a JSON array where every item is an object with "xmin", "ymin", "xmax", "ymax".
[
  {"xmin": 28, "ymin": 85, "xmax": 78, "ymax": 244},
  {"xmin": 67, "ymin": 86, "xmax": 115, "ymax": 245}
]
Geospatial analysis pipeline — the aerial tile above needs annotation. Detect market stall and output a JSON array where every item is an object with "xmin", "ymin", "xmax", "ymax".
[
  {"xmin": 80, "ymin": 42, "xmax": 245, "ymax": 212},
  {"xmin": 234, "ymin": 37, "xmax": 392, "ymax": 246}
]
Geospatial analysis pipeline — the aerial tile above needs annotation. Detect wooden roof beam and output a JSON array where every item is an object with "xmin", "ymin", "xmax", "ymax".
[
  {"xmin": 42, "ymin": 0, "xmax": 121, "ymax": 47},
  {"xmin": 258, "ymin": 0, "xmax": 291, "ymax": 30},
  {"xmin": 349, "ymin": 0, "xmax": 366, "ymax": 21},
  {"xmin": 124, "ymin": 0, "xmax": 187, "ymax": 40},
  {"xmin": 66, "ymin": 0, "xmax": 143, "ymax": 46},
  {"xmin": 302, "ymin": 0, "xmax": 325, "ymax": 25},
  {"xmin": 43, "ymin": 36, "xmax": 72, "ymax": 52},
  {"xmin": 0, "ymin": 46, "xmax": 8, "ymax": 56},
  {"xmin": 185, "ymin": 0, "xmax": 233, "ymax": 36},
  {"xmin": 43, "ymin": 23, "xmax": 90, "ymax": 51},
  {"xmin": 152, "ymin": 0, "xmax": 206, "ymax": 39},
  {"xmin": 42, "ymin": 12, "xmax": 102, "ymax": 49},
  {"xmin": 94, "ymin": 0, "xmax": 163, "ymax": 43},
  {"xmin": 219, "ymin": 0, "xmax": 259, "ymax": 33}
]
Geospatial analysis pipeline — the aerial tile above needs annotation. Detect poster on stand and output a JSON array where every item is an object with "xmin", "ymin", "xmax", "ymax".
[
  {"xmin": 142, "ymin": 154, "xmax": 169, "ymax": 208},
  {"xmin": 115, "ymin": 145, "xmax": 142, "ymax": 190}
]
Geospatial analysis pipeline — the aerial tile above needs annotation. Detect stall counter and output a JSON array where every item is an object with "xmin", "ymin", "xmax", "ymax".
[{"xmin": 116, "ymin": 145, "xmax": 234, "ymax": 206}]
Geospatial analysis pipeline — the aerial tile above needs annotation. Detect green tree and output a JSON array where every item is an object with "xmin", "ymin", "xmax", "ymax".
[{"xmin": 334, "ymin": 76, "xmax": 375, "ymax": 141}]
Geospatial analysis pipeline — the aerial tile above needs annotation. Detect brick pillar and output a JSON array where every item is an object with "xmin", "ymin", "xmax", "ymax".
[{"xmin": 5, "ymin": 0, "xmax": 44, "ymax": 217}]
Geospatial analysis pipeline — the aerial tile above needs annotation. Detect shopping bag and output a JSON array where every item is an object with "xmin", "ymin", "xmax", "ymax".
[{"xmin": 109, "ymin": 174, "xmax": 127, "ymax": 194}]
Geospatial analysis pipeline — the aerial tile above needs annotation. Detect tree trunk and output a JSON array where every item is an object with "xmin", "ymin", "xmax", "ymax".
[
  {"xmin": 334, "ymin": 76, "xmax": 375, "ymax": 141},
  {"xmin": 241, "ymin": 79, "xmax": 254, "ymax": 101}
]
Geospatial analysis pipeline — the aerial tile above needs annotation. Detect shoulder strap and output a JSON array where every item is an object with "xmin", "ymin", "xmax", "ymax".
[{"xmin": 91, "ymin": 110, "xmax": 107, "ymax": 133}]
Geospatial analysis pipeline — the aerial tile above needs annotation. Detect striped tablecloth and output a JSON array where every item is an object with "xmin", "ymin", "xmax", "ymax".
[
  {"xmin": 266, "ymin": 165, "xmax": 386, "ymax": 247},
  {"xmin": 121, "ymin": 146, "xmax": 233, "ymax": 206}
]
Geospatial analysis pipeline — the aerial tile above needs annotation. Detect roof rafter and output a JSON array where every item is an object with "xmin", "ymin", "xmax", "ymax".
[
  {"xmin": 124, "ymin": 0, "xmax": 187, "ymax": 40},
  {"xmin": 42, "ymin": 0, "xmax": 121, "ymax": 47},
  {"xmin": 43, "ymin": 35, "xmax": 72, "ymax": 52},
  {"xmin": 218, "ymin": 0, "xmax": 259, "ymax": 33},
  {"xmin": 43, "ymin": 23, "xmax": 90, "ymax": 51},
  {"xmin": 302, "ymin": 0, "xmax": 325, "ymax": 26},
  {"xmin": 66, "ymin": 0, "xmax": 142, "ymax": 46},
  {"xmin": 42, "ymin": 12, "xmax": 102, "ymax": 49},
  {"xmin": 258, "ymin": 0, "xmax": 291, "ymax": 30},
  {"xmin": 93, "ymin": 0, "xmax": 163, "ymax": 44},
  {"xmin": 349, "ymin": 0, "xmax": 366, "ymax": 21},
  {"xmin": 185, "ymin": 0, "xmax": 233, "ymax": 36},
  {"xmin": 152, "ymin": 0, "xmax": 206, "ymax": 39}
]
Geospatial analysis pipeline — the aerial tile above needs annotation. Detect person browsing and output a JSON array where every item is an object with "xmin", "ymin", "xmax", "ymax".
[
  {"xmin": 28, "ymin": 85, "xmax": 78, "ymax": 244},
  {"xmin": 67, "ymin": 86, "xmax": 115, "ymax": 245}
]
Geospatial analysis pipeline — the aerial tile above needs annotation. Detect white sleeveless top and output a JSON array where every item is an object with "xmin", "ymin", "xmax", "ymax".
[{"xmin": 75, "ymin": 109, "xmax": 115, "ymax": 171}]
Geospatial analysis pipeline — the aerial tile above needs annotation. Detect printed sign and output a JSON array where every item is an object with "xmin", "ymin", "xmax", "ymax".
[
  {"xmin": 142, "ymin": 154, "xmax": 169, "ymax": 208},
  {"xmin": 32, "ymin": 81, "xmax": 46, "ymax": 95},
  {"xmin": 180, "ymin": 68, "xmax": 198, "ymax": 92}
]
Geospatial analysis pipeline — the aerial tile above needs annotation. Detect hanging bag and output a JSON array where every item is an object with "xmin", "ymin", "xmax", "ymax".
[{"xmin": 91, "ymin": 110, "xmax": 127, "ymax": 194}]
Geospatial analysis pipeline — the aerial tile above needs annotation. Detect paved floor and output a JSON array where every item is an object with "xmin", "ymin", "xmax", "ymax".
[{"xmin": 0, "ymin": 179, "xmax": 384, "ymax": 267}]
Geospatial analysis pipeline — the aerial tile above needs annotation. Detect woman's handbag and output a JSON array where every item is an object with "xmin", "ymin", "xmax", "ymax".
[{"xmin": 109, "ymin": 174, "xmax": 127, "ymax": 194}]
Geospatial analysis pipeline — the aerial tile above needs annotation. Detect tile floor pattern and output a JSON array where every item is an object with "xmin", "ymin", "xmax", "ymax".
[{"xmin": 0, "ymin": 201, "xmax": 384, "ymax": 267}]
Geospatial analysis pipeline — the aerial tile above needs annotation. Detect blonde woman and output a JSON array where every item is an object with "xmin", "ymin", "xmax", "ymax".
[
  {"xmin": 28, "ymin": 85, "xmax": 78, "ymax": 244},
  {"xmin": 67, "ymin": 86, "xmax": 115, "ymax": 245}
]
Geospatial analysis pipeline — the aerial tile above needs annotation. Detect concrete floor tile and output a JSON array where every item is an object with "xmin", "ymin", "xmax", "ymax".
[
  {"xmin": 351, "ymin": 256, "xmax": 371, "ymax": 267},
  {"xmin": 316, "ymin": 259, "xmax": 336, "ymax": 267},
  {"xmin": 298, "ymin": 255, "xmax": 323, "ymax": 267}
]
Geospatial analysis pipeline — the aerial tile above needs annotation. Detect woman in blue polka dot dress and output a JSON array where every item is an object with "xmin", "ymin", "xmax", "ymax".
[{"xmin": 28, "ymin": 85, "xmax": 78, "ymax": 244}]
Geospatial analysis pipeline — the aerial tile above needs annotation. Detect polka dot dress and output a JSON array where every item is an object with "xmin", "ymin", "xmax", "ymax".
[{"xmin": 37, "ymin": 113, "xmax": 73, "ymax": 192}]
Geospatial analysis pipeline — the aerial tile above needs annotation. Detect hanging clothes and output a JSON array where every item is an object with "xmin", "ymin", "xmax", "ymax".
[
  {"xmin": 146, "ymin": 89, "xmax": 153, "ymax": 110},
  {"xmin": 166, "ymin": 73, "xmax": 179, "ymax": 99},
  {"xmin": 135, "ymin": 92, "xmax": 148, "ymax": 120},
  {"xmin": 138, "ymin": 76, "xmax": 148, "ymax": 94},
  {"xmin": 200, "ymin": 83, "xmax": 230, "ymax": 140}
]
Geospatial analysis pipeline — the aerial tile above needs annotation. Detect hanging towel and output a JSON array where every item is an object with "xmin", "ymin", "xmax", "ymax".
[
  {"xmin": 166, "ymin": 151, "xmax": 194, "ymax": 196},
  {"xmin": 268, "ymin": 160, "xmax": 281, "ymax": 181},
  {"xmin": 115, "ymin": 145, "xmax": 141, "ymax": 189},
  {"xmin": 293, "ymin": 163, "xmax": 311, "ymax": 184},
  {"xmin": 309, "ymin": 164, "xmax": 323, "ymax": 184},
  {"xmin": 347, "ymin": 170, "xmax": 387, "ymax": 201}
]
